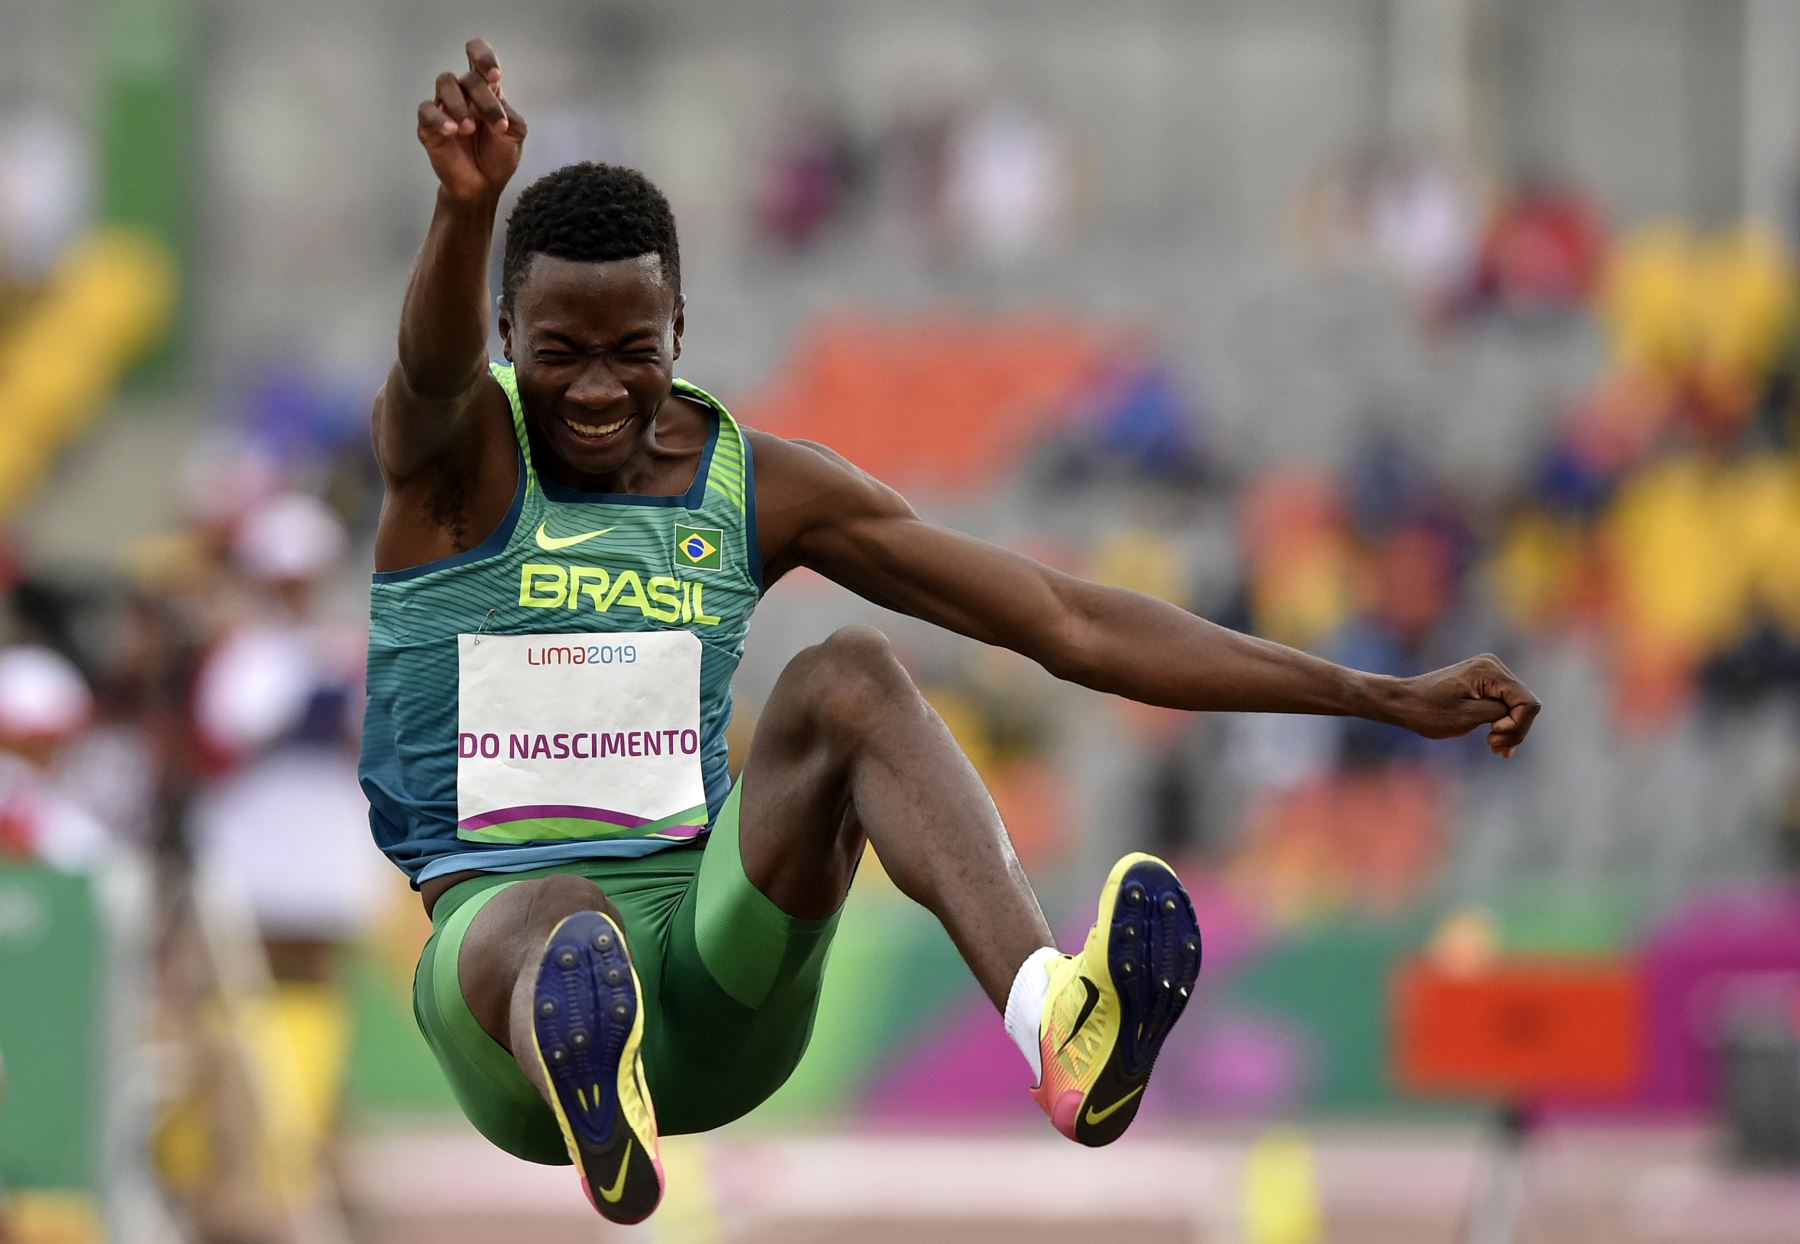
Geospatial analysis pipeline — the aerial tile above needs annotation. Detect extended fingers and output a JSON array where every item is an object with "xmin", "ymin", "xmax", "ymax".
[
  {"xmin": 466, "ymin": 37, "xmax": 501, "ymax": 82},
  {"xmin": 434, "ymin": 71, "xmax": 474, "ymax": 135},
  {"xmin": 463, "ymin": 39, "xmax": 512, "ymax": 133},
  {"xmin": 418, "ymin": 98, "xmax": 457, "ymax": 140},
  {"xmin": 428, "ymin": 65, "xmax": 505, "ymax": 137},
  {"xmin": 459, "ymin": 69, "xmax": 508, "ymax": 132}
]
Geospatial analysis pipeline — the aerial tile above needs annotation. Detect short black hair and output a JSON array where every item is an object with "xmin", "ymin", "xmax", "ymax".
[{"xmin": 501, "ymin": 162, "xmax": 681, "ymax": 309}]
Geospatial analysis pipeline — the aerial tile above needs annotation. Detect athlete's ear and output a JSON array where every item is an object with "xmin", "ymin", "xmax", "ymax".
[
  {"xmin": 497, "ymin": 296, "xmax": 514, "ymax": 362},
  {"xmin": 671, "ymin": 296, "xmax": 685, "ymax": 363}
]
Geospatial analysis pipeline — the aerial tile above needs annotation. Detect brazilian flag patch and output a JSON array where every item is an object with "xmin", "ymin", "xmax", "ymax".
[{"xmin": 675, "ymin": 524, "xmax": 723, "ymax": 571}]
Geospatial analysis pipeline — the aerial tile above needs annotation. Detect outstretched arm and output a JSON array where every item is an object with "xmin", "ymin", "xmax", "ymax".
[
  {"xmin": 753, "ymin": 433, "xmax": 1540, "ymax": 755},
  {"xmin": 374, "ymin": 37, "xmax": 527, "ymax": 483}
]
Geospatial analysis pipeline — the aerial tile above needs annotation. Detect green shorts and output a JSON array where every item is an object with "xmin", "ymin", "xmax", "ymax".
[{"xmin": 411, "ymin": 781, "xmax": 841, "ymax": 1163}]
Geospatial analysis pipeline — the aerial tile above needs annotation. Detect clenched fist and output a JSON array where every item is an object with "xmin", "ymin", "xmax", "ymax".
[
  {"xmin": 1389, "ymin": 653, "xmax": 1542, "ymax": 757},
  {"xmin": 417, "ymin": 38, "xmax": 527, "ymax": 202}
]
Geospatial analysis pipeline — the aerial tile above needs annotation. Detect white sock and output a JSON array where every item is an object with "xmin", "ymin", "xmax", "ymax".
[{"xmin": 1003, "ymin": 946, "xmax": 1062, "ymax": 1086}]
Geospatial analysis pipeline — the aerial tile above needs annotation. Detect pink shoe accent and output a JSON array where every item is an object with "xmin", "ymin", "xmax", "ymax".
[{"xmin": 1050, "ymin": 1089, "xmax": 1083, "ymax": 1140}]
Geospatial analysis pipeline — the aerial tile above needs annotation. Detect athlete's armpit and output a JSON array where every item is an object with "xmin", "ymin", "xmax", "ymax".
[
  {"xmin": 373, "ymin": 361, "xmax": 510, "ymax": 482},
  {"xmin": 372, "ymin": 371, "xmax": 520, "ymax": 573},
  {"xmin": 747, "ymin": 431, "xmax": 1088, "ymax": 675}
]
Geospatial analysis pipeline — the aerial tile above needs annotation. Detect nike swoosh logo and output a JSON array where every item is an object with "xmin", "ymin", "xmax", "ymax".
[
  {"xmin": 535, "ymin": 521, "xmax": 616, "ymax": 551},
  {"xmin": 1084, "ymin": 1084, "xmax": 1145, "ymax": 1126},
  {"xmin": 598, "ymin": 1138, "xmax": 634, "ymax": 1204},
  {"xmin": 1056, "ymin": 978, "xmax": 1102, "ymax": 1054}
]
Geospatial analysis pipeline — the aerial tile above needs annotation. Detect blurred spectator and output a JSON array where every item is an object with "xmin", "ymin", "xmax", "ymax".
[
  {"xmin": 1237, "ymin": 468, "xmax": 1355, "ymax": 652},
  {"xmin": 938, "ymin": 97, "xmax": 1071, "ymax": 264},
  {"xmin": 187, "ymin": 492, "xmax": 382, "ymax": 976},
  {"xmin": 164, "ymin": 492, "xmax": 380, "ymax": 1227},
  {"xmin": 1289, "ymin": 143, "xmax": 1481, "ymax": 302},
  {"xmin": 0, "ymin": 645, "xmax": 107, "ymax": 870},
  {"xmin": 1368, "ymin": 150, "xmax": 1479, "ymax": 295},
  {"xmin": 1602, "ymin": 223, "xmax": 1796, "ymax": 438},
  {"xmin": 754, "ymin": 109, "xmax": 863, "ymax": 252},
  {"xmin": 1464, "ymin": 172, "xmax": 1606, "ymax": 318},
  {"xmin": 1044, "ymin": 357, "xmax": 1213, "ymax": 487},
  {"xmin": 0, "ymin": 102, "xmax": 91, "ymax": 291}
]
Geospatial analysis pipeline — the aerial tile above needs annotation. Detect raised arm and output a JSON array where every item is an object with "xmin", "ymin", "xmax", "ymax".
[
  {"xmin": 753, "ymin": 433, "xmax": 1540, "ymax": 756},
  {"xmin": 374, "ymin": 38, "xmax": 527, "ymax": 483}
]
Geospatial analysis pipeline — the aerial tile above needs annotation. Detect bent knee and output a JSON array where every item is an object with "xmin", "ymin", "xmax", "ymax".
[
  {"xmin": 486, "ymin": 873, "xmax": 620, "ymax": 945},
  {"xmin": 812, "ymin": 624, "xmax": 894, "ymax": 667},
  {"xmin": 519, "ymin": 871, "xmax": 611, "ymax": 911},
  {"xmin": 793, "ymin": 625, "xmax": 913, "ymax": 742}
]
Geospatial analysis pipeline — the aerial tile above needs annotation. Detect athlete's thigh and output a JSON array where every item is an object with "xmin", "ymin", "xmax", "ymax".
[
  {"xmin": 449, "ymin": 861, "xmax": 683, "ymax": 1057},
  {"xmin": 413, "ymin": 874, "xmax": 568, "ymax": 1164},
  {"xmin": 452, "ymin": 869, "xmax": 622, "ymax": 1046},
  {"xmin": 644, "ymin": 780, "xmax": 842, "ymax": 1134},
  {"xmin": 420, "ymin": 862, "xmax": 689, "ymax": 1152}
]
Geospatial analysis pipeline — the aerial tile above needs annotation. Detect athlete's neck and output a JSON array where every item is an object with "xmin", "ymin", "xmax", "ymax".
[{"xmin": 531, "ymin": 393, "xmax": 711, "ymax": 496}]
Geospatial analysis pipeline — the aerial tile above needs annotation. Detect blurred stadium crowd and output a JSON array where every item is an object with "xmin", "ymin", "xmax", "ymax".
[{"xmin": 5, "ymin": 2, "xmax": 1800, "ymax": 1242}]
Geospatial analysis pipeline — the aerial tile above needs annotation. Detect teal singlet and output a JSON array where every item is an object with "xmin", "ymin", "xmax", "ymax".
[{"xmin": 360, "ymin": 362, "xmax": 761, "ymax": 884}]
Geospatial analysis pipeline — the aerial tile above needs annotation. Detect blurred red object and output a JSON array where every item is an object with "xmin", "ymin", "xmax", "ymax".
[
  {"xmin": 1237, "ymin": 764, "xmax": 1448, "ymax": 919},
  {"xmin": 737, "ymin": 313, "xmax": 1114, "ymax": 491},
  {"xmin": 1473, "ymin": 184, "xmax": 1606, "ymax": 313},
  {"xmin": 1394, "ymin": 958, "xmax": 1642, "ymax": 1099},
  {"xmin": 1372, "ymin": 524, "xmax": 1459, "ymax": 645}
]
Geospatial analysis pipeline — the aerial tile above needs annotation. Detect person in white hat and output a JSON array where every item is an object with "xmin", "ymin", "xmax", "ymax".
[
  {"xmin": 188, "ymin": 493, "xmax": 385, "ymax": 976},
  {"xmin": 0, "ymin": 644, "xmax": 107, "ymax": 870}
]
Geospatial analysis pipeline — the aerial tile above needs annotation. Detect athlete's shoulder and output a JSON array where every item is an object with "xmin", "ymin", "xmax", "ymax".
[
  {"xmin": 741, "ymin": 428, "xmax": 872, "ymax": 503},
  {"xmin": 742, "ymin": 428, "xmax": 914, "ymax": 583},
  {"xmin": 742, "ymin": 427, "xmax": 854, "ymax": 475}
]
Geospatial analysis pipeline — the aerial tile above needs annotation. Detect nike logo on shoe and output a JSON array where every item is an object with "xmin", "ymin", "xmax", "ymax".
[
  {"xmin": 598, "ymin": 1138, "xmax": 634, "ymax": 1204},
  {"xmin": 1056, "ymin": 977, "xmax": 1101, "ymax": 1054},
  {"xmin": 535, "ymin": 521, "xmax": 617, "ymax": 550},
  {"xmin": 1084, "ymin": 1085, "xmax": 1144, "ymax": 1126}
]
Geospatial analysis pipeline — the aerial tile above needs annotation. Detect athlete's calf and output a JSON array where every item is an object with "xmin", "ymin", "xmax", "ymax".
[{"xmin": 736, "ymin": 624, "xmax": 1055, "ymax": 1007}]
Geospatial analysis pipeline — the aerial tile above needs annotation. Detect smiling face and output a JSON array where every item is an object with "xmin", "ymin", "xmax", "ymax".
[{"xmin": 499, "ymin": 252, "xmax": 685, "ymax": 484}]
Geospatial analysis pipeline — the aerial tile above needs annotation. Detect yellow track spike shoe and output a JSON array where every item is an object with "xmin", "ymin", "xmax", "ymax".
[
  {"xmin": 1030, "ymin": 852, "xmax": 1202, "ymax": 1146},
  {"xmin": 531, "ymin": 911, "xmax": 663, "ymax": 1224}
]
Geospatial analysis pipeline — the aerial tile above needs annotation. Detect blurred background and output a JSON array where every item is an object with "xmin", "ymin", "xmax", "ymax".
[{"xmin": 5, "ymin": 0, "xmax": 1800, "ymax": 1241}]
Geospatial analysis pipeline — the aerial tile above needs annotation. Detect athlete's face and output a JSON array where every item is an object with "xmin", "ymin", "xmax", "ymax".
[{"xmin": 500, "ymin": 253, "xmax": 684, "ymax": 481}]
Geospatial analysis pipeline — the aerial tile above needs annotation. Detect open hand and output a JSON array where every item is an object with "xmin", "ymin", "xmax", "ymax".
[
  {"xmin": 1391, "ymin": 654, "xmax": 1541, "ymax": 757},
  {"xmin": 416, "ymin": 38, "xmax": 527, "ymax": 201}
]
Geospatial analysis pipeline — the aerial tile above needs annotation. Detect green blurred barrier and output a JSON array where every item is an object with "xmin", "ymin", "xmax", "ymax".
[{"xmin": 0, "ymin": 864, "xmax": 103, "ymax": 1193}]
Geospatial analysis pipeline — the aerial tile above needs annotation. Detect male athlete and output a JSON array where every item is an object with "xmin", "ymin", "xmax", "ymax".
[{"xmin": 362, "ymin": 40, "xmax": 1541, "ymax": 1224}]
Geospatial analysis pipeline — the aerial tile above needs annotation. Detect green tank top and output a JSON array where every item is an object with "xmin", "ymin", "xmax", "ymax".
[{"xmin": 360, "ymin": 362, "xmax": 761, "ymax": 884}]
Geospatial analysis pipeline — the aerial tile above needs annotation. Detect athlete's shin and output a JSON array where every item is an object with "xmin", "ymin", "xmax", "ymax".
[{"xmin": 738, "ymin": 625, "xmax": 1055, "ymax": 1009}]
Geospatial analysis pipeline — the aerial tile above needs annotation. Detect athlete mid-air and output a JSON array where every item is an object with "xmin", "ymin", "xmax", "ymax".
[{"xmin": 361, "ymin": 39, "xmax": 1542, "ymax": 1224}]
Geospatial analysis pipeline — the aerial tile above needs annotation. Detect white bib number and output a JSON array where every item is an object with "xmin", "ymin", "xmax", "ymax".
[{"xmin": 456, "ymin": 631, "xmax": 707, "ymax": 844}]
